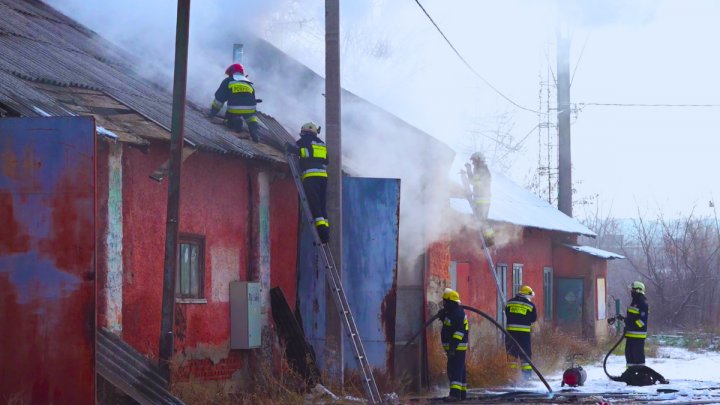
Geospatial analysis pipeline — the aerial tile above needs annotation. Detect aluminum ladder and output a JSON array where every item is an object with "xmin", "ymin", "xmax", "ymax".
[
  {"xmin": 285, "ymin": 152, "xmax": 382, "ymax": 405},
  {"xmin": 461, "ymin": 170, "xmax": 507, "ymax": 307}
]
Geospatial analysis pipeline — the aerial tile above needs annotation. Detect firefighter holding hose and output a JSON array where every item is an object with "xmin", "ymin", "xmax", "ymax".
[
  {"xmin": 505, "ymin": 285, "xmax": 537, "ymax": 379},
  {"xmin": 437, "ymin": 288, "xmax": 469, "ymax": 402}
]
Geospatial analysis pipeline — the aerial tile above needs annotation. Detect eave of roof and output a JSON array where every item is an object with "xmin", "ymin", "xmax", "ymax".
[{"xmin": 560, "ymin": 243, "xmax": 625, "ymax": 260}]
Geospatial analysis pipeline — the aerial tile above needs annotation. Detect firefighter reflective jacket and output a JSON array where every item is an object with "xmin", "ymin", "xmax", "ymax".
[
  {"xmin": 625, "ymin": 294, "xmax": 648, "ymax": 339},
  {"xmin": 505, "ymin": 295, "xmax": 537, "ymax": 333},
  {"xmin": 296, "ymin": 134, "xmax": 328, "ymax": 181},
  {"xmin": 441, "ymin": 304, "xmax": 469, "ymax": 352},
  {"xmin": 210, "ymin": 75, "xmax": 257, "ymax": 117}
]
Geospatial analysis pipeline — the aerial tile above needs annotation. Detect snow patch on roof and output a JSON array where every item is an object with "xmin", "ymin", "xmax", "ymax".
[
  {"xmin": 560, "ymin": 243, "xmax": 625, "ymax": 259},
  {"xmin": 32, "ymin": 106, "xmax": 51, "ymax": 117},
  {"xmin": 96, "ymin": 126, "xmax": 119, "ymax": 139},
  {"xmin": 450, "ymin": 170, "xmax": 596, "ymax": 236}
]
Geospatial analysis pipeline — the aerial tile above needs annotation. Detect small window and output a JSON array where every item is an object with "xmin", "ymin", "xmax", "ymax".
[
  {"xmin": 176, "ymin": 234, "xmax": 204, "ymax": 299},
  {"xmin": 512, "ymin": 263, "xmax": 523, "ymax": 296},
  {"xmin": 543, "ymin": 267, "xmax": 553, "ymax": 320}
]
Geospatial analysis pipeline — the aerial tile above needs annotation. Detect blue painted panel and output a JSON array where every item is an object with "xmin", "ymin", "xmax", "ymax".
[
  {"xmin": 297, "ymin": 176, "xmax": 401, "ymax": 373},
  {"xmin": 342, "ymin": 177, "xmax": 400, "ymax": 372},
  {"xmin": 297, "ymin": 212, "xmax": 326, "ymax": 367},
  {"xmin": 0, "ymin": 117, "xmax": 95, "ymax": 404}
]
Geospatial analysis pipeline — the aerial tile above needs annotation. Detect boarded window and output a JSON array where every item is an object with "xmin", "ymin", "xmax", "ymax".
[
  {"xmin": 597, "ymin": 277, "xmax": 606, "ymax": 320},
  {"xmin": 176, "ymin": 234, "xmax": 204, "ymax": 299},
  {"xmin": 512, "ymin": 263, "xmax": 523, "ymax": 296},
  {"xmin": 543, "ymin": 267, "xmax": 553, "ymax": 320}
]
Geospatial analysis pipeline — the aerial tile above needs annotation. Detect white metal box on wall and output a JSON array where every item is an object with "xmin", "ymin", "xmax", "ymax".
[{"xmin": 230, "ymin": 281, "xmax": 261, "ymax": 349}]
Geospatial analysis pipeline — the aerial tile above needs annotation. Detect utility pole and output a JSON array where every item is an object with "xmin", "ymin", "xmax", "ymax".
[
  {"xmin": 325, "ymin": 0, "xmax": 344, "ymax": 385},
  {"xmin": 159, "ymin": 0, "xmax": 191, "ymax": 383},
  {"xmin": 556, "ymin": 26, "xmax": 572, "ymax": 217}
]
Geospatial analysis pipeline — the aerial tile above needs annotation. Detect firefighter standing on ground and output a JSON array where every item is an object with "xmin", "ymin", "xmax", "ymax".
[
  {"xmin": 286, "ymin": 122, "xmax": 330, "ymax": 243},
  {"xmin": 624, "ymin": 281, "xmax": 649, "ymax": 367},
  {"xmin": 208, "ymin": 63, "xmax": 260, "ymax": 142},
  {"xmin": 437, "ymin": 288, "xmax": 469, "ymax": 402},
  {"xmin": 505, "ymin": 285, "xmax": 537, "ymax": 378}
]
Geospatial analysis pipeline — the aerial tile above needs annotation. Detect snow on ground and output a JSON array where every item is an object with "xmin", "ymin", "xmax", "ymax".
[{"xmin": 513, "ymin": 346, "xmax": 720, "ymax": 403}]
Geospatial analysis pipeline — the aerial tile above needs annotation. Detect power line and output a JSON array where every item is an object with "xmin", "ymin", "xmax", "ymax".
[
  {"xmin": 578, "ymin": 102, "xmax": 720, "ymax": 108},
  {"xmin": 411, "ymin": 0, "xmax": 539, "ymax": 114}
]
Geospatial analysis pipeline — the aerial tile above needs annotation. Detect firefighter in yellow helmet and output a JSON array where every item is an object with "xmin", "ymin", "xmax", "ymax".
[
  {"xmin": 286, "ymin": 122, "xmax": 329, "ymax": 243},
  {"xmin": 624, "ymin": 281, "xmax": 649, "ymax": 367},
  {"xmin": 437, "ymin": 288, "xmax": 469, "ymax": 402},
  {"xmin": 505, "ymin": 285, "xmax": 537, "ymax": 378}
]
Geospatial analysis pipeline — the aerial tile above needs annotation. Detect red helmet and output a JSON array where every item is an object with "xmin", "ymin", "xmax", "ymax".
[{"xmin": 225, "ymin": 63, "xmax": 244, "ymax": 76}]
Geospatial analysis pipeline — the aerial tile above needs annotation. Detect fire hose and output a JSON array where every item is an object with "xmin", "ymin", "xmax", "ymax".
[{"xmin": 402, "ymin": 304, "xmax": 552, "ymax": 393}]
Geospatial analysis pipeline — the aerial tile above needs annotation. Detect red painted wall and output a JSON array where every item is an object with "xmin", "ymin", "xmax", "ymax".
[
  {"xmin": 447, "ymin": 226, "xmax": 554, "ymax": 321},
  {"xmin": 270, "ymin": 175, "xmax": 299, "ymax": 310},
  {"xmin": 101, "ymin": 140, "xmax": 299, "ymax": 381}
]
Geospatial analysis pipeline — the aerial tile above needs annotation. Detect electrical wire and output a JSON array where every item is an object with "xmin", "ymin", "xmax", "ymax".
[
  {"xmin": 578, "ymin": 102, "xmax": 720, "ymax": 108},
  {"xmin": 411, "ymin": 0, "xmax": 539, "ymax": 114}
]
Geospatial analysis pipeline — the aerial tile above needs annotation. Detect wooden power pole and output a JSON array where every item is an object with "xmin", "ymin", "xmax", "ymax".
[{"xmin": 159, "ymin": 0, "xmax": 191, "ymax": 382}]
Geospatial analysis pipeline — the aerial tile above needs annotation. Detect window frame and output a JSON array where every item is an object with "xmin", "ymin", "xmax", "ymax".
[
  {"xmin": 175, "ymin": 233, "xmax": 205, "ymax": 301},
  {"xmin": 512, "ymin": 263, "xmax": 523, "ymax": 296},
  {"xmin": 543, "ymin": 267, "xmax": 553, "ymax": 320}
]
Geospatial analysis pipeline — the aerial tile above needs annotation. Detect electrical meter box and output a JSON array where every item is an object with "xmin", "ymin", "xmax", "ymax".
[{"xmin": 230, "ymin": 281, "xmax": 261, "ymax": 349}]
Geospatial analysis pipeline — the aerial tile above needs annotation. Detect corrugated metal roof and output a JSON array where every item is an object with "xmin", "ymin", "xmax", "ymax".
[
  {"xmin": 559, "ymin": 243, "xmax": 625, "ymax": 260},
  {"xmin": 449, "ymin": 170, "xmax": 597, "ymax": 237},
  {"xmin": 0, "ymin": 0, "xmax": 293, "ymax": 163}
]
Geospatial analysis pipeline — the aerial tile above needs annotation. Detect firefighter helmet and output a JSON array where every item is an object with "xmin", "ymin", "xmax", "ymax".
[
  {"xmin": 300, "ymin": 122, "xmax": 320, "ymax": 135},
  {"xmin": 631, "ymin": 281, "xmax": 645, "ymax": 295},
  {"xmin": 519, "ymin": 285, "xmax": 535, "ymax": 297},
  {"xmin": 470, "ymin": 152, "xmax": 486, "ymax": 164},
  {"xmin": 442, "ymin": 288, "xmax": 461, "ymax": 303},
  {"xmin": 225, "ymin": 63, "xmax": 245, "ymax": 76}
]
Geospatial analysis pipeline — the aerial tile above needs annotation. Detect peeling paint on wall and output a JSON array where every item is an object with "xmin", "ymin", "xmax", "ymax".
[
  {"xmin": 211, "ymin": 245, "xmax": 240, "ymax": 302},
  {"xmin": 257, "ymin": 171, "xmax": 271, "ymax": 328},
  {"xmin": 105, "ymin": 142, "xmax": 122, "ymax": 334}
]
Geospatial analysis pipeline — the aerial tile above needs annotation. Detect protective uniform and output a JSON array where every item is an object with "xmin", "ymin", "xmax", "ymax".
[
  {"xmin": 439, "ymin": 289, "xmax": 469, "ymax": 402},
  {"xmin": 209, "ymin": 64, "xmax": 260, "ymax": 142},
  {"xmin": 289, "ymin": 123, "xmax": 329, "ymax": 243},
  {"xmin": 504, "ymin": 286, "xmax": 537, "ymax": 377},
  {"xmin": 465, "ymin": 153, "xmax": 494, "ymax": 246},
  {"xmin": 625, "ymin": 282, "xmax": 648, "ymax": 367}
]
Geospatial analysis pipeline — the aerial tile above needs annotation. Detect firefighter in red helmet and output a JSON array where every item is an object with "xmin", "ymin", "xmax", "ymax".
[{"xmin": 209, "ymin": 63, "xmax": 260, "ymax": 142}]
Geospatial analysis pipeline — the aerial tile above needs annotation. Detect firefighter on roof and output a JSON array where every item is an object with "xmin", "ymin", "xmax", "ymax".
[
  {"xmin": 624, "ymin": 281, "xmax": 649, "ymax": 367},
  {"xmin": 208, "ymin": 63, "xmax": 260, "ymax": 142},
  {"xmin": 505, "ymin": 285, "xmax": 537, "ymax": 378},
  {"xmin": 286, "ymin": 122, "xmax": 330, "ymax": 243},
  {"xmin": 437, "ymin": 288, "xmax": 469, "ymax": 402}
]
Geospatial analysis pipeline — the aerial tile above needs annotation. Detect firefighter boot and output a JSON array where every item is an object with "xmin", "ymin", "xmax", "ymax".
[{"xmin": 248, "ymin": 120, "xmax": 260, "ymax": 143}]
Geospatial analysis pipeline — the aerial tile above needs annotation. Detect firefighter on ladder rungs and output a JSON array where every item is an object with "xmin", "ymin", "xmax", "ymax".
[
  {"xmin": 505, "ymin": 285, "xmax": 537, "ymax": 379},
  {"xmin": 465, "ymin": 152, "xmax": 494, "ymax": 246},
  {"xmin": 286, "ymin": 122, "xmax": 330, "ymax": 243}
]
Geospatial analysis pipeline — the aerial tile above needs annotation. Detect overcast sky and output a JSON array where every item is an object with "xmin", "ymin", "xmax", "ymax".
[{"xmin": 48, "ymin": 0, "xmax": 720, "ymax": 220}]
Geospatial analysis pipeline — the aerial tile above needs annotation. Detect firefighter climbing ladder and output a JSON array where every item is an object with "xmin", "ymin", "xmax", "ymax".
[
  {"xmin": 285, "ymin": 152, "xmax": 382, "ymax": 405},
  {"xmin": 461, "ymin": 170, "xmax": 507, "ymax": 307}
]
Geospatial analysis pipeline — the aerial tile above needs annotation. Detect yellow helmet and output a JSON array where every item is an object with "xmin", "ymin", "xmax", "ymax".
[
  {"xmin": 631, "ymin": 281, "xmax": 645, "ymax": 295},
  {"xmin": 301, "ymin": 122, "xmax": 319, "ymax": 135},
  {"xmin": 442, "ymin": 288, "xmax": 461, "ymax": 303},
  {"xmin": 519, "ymin": 285, "xmax": 535, "ymax": 297}
]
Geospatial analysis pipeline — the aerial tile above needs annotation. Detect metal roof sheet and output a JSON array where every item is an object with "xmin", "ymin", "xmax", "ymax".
[
  {"xmin": 559, "ymin": 243, "xmax": 625, "ymax": 260},
  {"xmin": 0, "ymin": 0, "xmax": 293, "ymax": 163}
]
